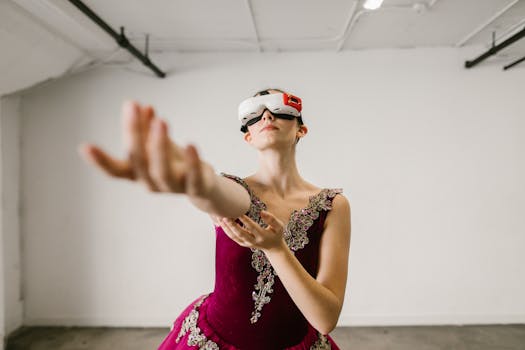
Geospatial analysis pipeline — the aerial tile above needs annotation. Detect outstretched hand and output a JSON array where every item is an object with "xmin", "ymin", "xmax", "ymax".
[
  {"xmin": 218, "ymin": 210, "xmax": 287, "ymax": 253},
  {"xmin": 78, "ymin": 100, "xmax": 214, "ymax": 196}
]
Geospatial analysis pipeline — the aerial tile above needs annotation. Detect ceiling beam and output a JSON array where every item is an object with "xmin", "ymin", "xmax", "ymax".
[
  {"xmin": 503, "ymin": 54, "xmax": 525, "ymax": 70},
  {"xmin": 336, "ymin": 0, "xmax": 442, "ymax": 52},
  {"xmin": 455, "ymin": 0, "xmax": 519, "ymax": 47},
  {"xmin": 245, "ymin": 0, "xmax": 262, "ymax": 52}
]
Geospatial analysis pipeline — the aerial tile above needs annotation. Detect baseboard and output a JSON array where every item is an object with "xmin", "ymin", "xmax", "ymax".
[
  {"xmin": 4, "ymin": 325, "xmax": 27, "ymax": 348},
  {"xmin": 337, "ymin": 313, "xmax": 525, "ymax": 327},
  {"xmin": 24, "ymin": 315, "xmax": 173, "ymax": 328},
  {"xmin": 22, "ymin": 312, "xmax": 525, "ymax": 328}
]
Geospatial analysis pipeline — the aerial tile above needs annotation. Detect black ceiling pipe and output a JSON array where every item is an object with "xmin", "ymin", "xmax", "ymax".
[
  {"xmin": 465, "ymin": 26, "xmax": 525, "ymax": 69},
  {"xmin": 68, "ymin": 0, "xmax": 166, "ymax": 78},
  {"xmin": 503, "ymin": 55, "xmax": 525, "ymax": 70}
]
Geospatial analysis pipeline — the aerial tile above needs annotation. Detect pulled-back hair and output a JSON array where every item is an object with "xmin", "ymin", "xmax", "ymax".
[{"xmin": 253, "ymin": 88, "xmax": 287, "ymax": 97}]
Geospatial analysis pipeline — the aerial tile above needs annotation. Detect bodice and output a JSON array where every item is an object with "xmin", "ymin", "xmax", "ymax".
[{"xmin": 205, "ymin": 173, "xmax": 343, "ymax": 349}]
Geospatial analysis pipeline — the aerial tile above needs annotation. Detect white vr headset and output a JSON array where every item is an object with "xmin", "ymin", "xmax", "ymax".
[{"xmin": 238, "ymin": 92, "xmax": 302, "ymax": 132}]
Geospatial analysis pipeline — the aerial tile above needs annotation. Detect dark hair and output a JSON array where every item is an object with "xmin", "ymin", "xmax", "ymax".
[
  {"xmin": 242, "ymin": 88, "xmax": 304, "ymax": 132},
  {"xmin": 253, "ymin": 88, "xmax": 287, "ymax": 97}
]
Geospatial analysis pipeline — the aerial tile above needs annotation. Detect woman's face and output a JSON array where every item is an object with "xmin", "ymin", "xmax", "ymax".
[{"xmin": 243, "ymin": 90, "xmax": 307, "ymax": 150}]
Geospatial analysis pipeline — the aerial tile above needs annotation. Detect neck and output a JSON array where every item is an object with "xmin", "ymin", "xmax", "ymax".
[{"xmin": 253, "ymin": 148, "xmax": 303, "ymax": 197}]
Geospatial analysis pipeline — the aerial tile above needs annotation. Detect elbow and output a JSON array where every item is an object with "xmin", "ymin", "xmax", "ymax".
[
  {"xmin": 312, "ymin": 293, "xmax": 343, "ymax": 335},
  {"xmin": 315, "ymin": 316, "xmax": 339, "ymax": 335},
  {"xmin": 317, "ymin": 322, "xmax": 337, "ymax": 335}
]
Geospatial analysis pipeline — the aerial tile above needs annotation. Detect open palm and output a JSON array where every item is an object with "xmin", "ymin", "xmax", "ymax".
[{"xmin": 78, "ymin": 100, "xmax": 214, "ymax": 196}]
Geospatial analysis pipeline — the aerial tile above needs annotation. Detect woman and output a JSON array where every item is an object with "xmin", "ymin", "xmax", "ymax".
[{"xmin": 78, "ymin": 88, "xmax": 351, "ymax": 349}]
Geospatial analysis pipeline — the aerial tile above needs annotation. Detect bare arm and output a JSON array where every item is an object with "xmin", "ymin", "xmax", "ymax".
[
  {"xmin": 78, "ymin": 100, "xmax": 250, "ymax": 218},
  {"xmin": 186, "ymin": 162, "xmax": 250, "ymax": 218}
]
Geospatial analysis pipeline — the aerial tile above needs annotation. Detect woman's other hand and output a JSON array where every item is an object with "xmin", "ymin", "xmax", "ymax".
[{"xmin": 219, "ymin": 210, "xmax": 287, "ymax": 253}]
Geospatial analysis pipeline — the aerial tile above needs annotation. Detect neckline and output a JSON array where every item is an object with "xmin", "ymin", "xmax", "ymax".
[{"xmin": 242, "ymin": 178, "xmax": 327, "ymax": 229}]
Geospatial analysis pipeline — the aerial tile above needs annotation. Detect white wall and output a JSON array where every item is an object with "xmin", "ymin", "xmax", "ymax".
[
  {"xmin": 0, "ymin": 212, "xmax": 3, "ymax": 349},
  {"xmin": 1, "ymin": 95, "xmax": 23, "ymax": 344},
  {"xmin": 0, "ymin": 0, "xmax": 84, "ymax": 97},
  {"xmin": 17, "ymin": 48, "xmax": 525, "ymax": 327},
  {"xmin": 0, "ymin": 135, "xmax": 3, "ymax": 349}
]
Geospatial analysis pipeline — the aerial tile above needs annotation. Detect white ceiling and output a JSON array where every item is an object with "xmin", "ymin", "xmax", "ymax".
[{"xmin": 1, "ymin": 0, "xmax": 525, "ymax": 95}]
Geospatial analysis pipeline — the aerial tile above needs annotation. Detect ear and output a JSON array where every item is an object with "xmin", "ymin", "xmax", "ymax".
[
  {"xmin": 243, "ymin": 131, "xmax": 252, "ymax": 143},
  {"xmin": 297, "ymin": 124, "xmax": 308, "ymax": 139}
]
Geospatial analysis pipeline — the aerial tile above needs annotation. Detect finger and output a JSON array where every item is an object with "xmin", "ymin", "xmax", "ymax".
[
  {"xmin": 223, "ymin": 218, "xmax": 255, "ymax": 245},
  {"xmin": 238, "ymin": 215, "xmax": 260, "ymax": 231},
  {"xmin": 210, "ymin": 214, "xmax": 222, "ymax": 226},
  {"xmin": 147, "ymin": 118, "xmax": 176, "ymax": 192},
  {"xmin": 237, "ymin": 216, "xmax": 264, "ymax": 244},
  {"xmin": 78, "ymin": 143, "xmax": 134, "ymax": 180},
  {"xmin": 184, "ymin": 144, "xmax": 204, "ymax": 196},
  {"xmin": 260, "ymin": 210, "xmax": 284, "ymax": 230},
  {"xmin": 122, "ymin": 101, "xmax": 160, "ymax": 191},
  {"xmin": 140, "ymin": 105, "xmax": 155, "ymax": 145},
  {"xmin": 220, "ymin": 220, "xmax": 247, "ymax": 246},
  {"xmin": 219, "ymin": 221, "xmax": 239, "ymax": 243},
  {"xmin": 169, "ymin": 140, "xmax": 185, "ymax": 161}
]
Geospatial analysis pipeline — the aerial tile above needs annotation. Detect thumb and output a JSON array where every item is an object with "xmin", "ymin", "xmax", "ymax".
[{"xmin": 260, "ymin": 210, "xmax": 283, "ymax": 229}]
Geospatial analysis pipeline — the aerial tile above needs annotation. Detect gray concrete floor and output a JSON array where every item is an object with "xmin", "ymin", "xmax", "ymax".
[{"xmin": 5, "ymin": 325, "xmax": 525, "ymax": 350}]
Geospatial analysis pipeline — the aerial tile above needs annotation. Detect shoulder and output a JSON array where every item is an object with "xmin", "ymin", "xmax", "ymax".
[
  {"xmin": 324, "ymin": 192, "xmax": 350, "ymax": 225},
  {"xmin": 331, "ymin": 192, "xmax": 350, "ymax": 210}
]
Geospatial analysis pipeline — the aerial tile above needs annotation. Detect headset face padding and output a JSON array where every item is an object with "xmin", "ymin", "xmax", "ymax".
[{"xmin": 238, "ymin": 93, "xmax": 302, "ymax": 130}]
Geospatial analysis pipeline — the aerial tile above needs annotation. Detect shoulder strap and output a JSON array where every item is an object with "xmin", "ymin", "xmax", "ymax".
[
  {"xmin": 220, "ymin": 172, "xmax": 251, "ymax": 195},
  {"xmin": 219, "ymin": 173, "xmax": 266, "ymax": 222},
  {"xmin": 315, "ymin": 188, "xmax": 343, "ymax": 212}
]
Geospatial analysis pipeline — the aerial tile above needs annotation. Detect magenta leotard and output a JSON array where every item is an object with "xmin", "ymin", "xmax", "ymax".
[{"xmin": 157, "ymin": 173, "xmax": 343, "ymax": 350}]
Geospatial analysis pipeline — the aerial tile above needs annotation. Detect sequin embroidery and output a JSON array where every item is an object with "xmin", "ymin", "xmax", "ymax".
[
  {"xmin": 310, "ymin": 333, "xmax": 332, "ymax": 350},
  {"xmin": 220, "ymin": 173, "xmax": 342, "ymax": 324},
  {"xmin": 174, "ymin": 292, "xmax": 332, "ymax": 349},
  {"xmin": 175, "ymin": 293, "xmax": 219, "ymax": 350}
]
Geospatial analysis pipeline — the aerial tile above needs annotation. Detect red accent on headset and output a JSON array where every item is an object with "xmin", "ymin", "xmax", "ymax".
[{"xmin": 282, "ymin": 94, "xmax": 302, "ymax": 112}]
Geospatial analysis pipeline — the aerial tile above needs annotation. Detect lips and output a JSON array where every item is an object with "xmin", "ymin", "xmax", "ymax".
[{"xmin": 261, "ymin": 125, "xmax": 278, "ymax": 132}]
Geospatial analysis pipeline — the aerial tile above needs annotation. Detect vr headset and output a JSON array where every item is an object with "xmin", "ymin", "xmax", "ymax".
[{"xmin": 238, "ymin": 92, "xmax": 302, "ymax": 132}]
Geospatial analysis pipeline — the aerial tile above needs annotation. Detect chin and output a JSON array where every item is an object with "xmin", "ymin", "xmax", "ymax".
[{"xmin": 254, "ymin": 139, "xmax": 293, "ymax": 151}]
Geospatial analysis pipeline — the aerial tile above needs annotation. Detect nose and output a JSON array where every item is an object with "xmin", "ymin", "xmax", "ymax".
[{"xmin": 262, "ymin": 109, "xmax": 275, "ymax": 121}]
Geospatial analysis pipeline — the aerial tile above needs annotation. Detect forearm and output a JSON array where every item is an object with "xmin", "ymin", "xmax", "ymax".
[
  {"xmin": 264, "ymin": 243, "xmax": 341, "ymax": 335},
  {"xmin": 187, "ymin": 162, "xmax": 250, "ymax": 218}
]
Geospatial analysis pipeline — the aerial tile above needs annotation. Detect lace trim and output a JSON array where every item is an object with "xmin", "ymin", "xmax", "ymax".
[
  {"xmin": 220, "ymin": 173, "xmax": 267, "ymax": 227},
  {"xmin": 285, "ymin": 188, "xmax": 343, "ymax": 252},
  {"xmin": 310, "ymin": 333, "xmax": 332, "ymax": 350},
  {"xmin": 220, "ymin": 173, "xmax": 342, "ymax": 324},
  {"xmin": 175, "ymin": 293, "xmax": 219, "ymax": 349}
]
